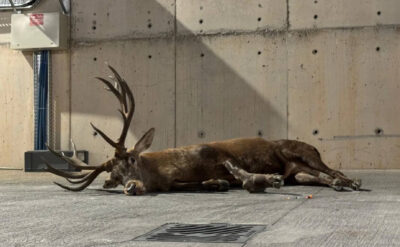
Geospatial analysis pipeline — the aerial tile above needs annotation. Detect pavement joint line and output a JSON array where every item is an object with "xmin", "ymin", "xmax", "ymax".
[
  {"xmin": 243, "ymin": 188, "xmax": 325, "ymax": 247},
  {"xmin": 270, "ymin": 187, "xmax": 324, "ymax": 227}
]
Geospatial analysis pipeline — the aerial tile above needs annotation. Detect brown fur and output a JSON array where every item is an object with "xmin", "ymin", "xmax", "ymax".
[{"xmin": 112, "ymin": 137, "xmax": 361, "ymax": 195}]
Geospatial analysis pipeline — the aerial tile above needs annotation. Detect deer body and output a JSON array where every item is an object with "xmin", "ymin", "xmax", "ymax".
[
  {"xmin": 138, "ymin": 138, "xmax": 281, "ymax": 192},
  {"xmin": 45, "ymin": 66, "xmax": 361, "ymax": 195},
  {"xmin": 129, "ymin": 137, "xmax": 362, "ymax": 194}
]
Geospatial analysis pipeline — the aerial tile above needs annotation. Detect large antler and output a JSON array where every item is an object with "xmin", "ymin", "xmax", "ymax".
[
  {"xmin": 92, "ymin": 65, "xmax": 135, "ymax": 157},
  {"xmin": 44, "ymin": 140, "xmax": 115, "ymax": 191},
  {"xmin": 45, "ymin": 65, "xmax": 135, "ymax": 191}
]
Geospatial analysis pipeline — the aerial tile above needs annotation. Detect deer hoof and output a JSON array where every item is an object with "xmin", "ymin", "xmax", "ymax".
[
  {"xmin": 272, "ymin": 181, "xmax": 281, "ymax": 189},
  {"xmin": 270, "ymin": 175, "xmax": 284, "ymax": 188},
  {"xmin": 350, "ymin": 179, "xmax": 362, "ymax": 191},
  {"xmin": 332, "ymin": 178, "xmax": 344, "ymax": 191}
]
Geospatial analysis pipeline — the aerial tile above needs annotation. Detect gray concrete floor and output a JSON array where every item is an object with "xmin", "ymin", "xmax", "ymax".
[{"xmin": 1, "ymin": 170, "xmax": 399, "ymax": 247}]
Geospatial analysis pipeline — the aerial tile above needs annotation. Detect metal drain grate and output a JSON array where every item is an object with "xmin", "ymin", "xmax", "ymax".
[{"xmin": 135, "ymin": 223, "xmax": 266, "ymax": 243}]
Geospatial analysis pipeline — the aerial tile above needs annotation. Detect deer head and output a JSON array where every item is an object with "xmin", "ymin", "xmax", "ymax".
[{"xmin": 45, "ymin": 65, "xmax": 155, "ymax": 192}]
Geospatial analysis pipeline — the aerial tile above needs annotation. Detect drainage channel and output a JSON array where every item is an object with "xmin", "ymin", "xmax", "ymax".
[{"xmin": 135, "ymin": 223, "xmax": 266, "ymax": 244}]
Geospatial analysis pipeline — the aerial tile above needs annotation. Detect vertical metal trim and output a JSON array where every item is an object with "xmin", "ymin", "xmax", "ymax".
[
  {"xmin": 33, "ymin": 50, "xmax": 51, "ymax": 150},
  {"xmin": 7, "ymin": 0, "xmax": 17, "ymax": 12},
  {"xmin": 58, "ymin": 0, "xmax": 70, "ymax": 15},
  {"xmin": 33, "ymin": 51, "xmax": 39, "ymax": 149},
  {"xmin": 47, "ymin": 51, "xmax": 54, "ymax": 149}
]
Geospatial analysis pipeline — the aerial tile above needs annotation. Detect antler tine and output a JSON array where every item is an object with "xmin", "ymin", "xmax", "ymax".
[
  {"xmin": 44, "ymin": 161, "xmax": 90, "ymax": 179},
  {"xmin": 107, "ymin": 65, "xmax": 129, "ymax": 113},
  {"xmin": 92, "ymin": 65, "xmax": 135, "ymax": 153},
  {"xmin": 65, "ymin": 158, "xmax": 116, "ymax": 185},
  {"xmin": 93, "ymin": 66, "xmax": 135, "ymax": 151},
  {"xmin": 107, "ymin": 65, "xmax": 135, "ymax": 147},
  {"xmin": 95, "ymin": 77, "xmax": 121, "ymax": 101},
  {"xmin": 65, "ymin": 170, "xmax": 99, "ymax": 184},
  {"xmin": 90, "ymin": 123, "xmax": 118, "ymax": 149},
  {"xmin": 70, "ymin": 139, "xmax": 78, "ymax": 157},
  {"xmin": 108, "ymin": 75, "xmax": 126, "ymax": 112},
  {"xmin": 44, "ymin": 143, "xmax": 109, "ymax": 190},
  {"xmin": 53, "ymin": 168, "xmax": 105, "ymax": 192},
  {"xmin": 117, "ymin": 82, "xmax": 134, "ymax": 147},
  {"xmin": 97, "ymin": 76, "xmax": 126, "ymax": 116},
  {"xmin": 46, "ymin": 144, "xmax": 100, "ymax": 170},
  {"xmin": 98, "ymin": 75, "xmax": 126, "ymax": 115}
]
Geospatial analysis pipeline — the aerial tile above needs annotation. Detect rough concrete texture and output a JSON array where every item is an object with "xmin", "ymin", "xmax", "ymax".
[
  {"xmin": 70, "ymin": 38, "xmax": 175, "ymax": 165},
  {"xmin": 176, "ymin": 34, "xmax": 288, "ymax": 146},
  {"xmin": 289, "ymin": 0, "xmax": 400, "ymax": 30},
  {"xmin": 71, "ymin": 0, "xmax": 175, "ymax": 41},
  {"xmin": 177, "ymin": 0, "xmax": 287, "ymax": 35},
  {"xmin": 1, "ymin": 170, "xmax": 399, "ymax": 246},
  {"xmin": 287, "ymin": 28, "xmax": 400, "ymax": 169}
]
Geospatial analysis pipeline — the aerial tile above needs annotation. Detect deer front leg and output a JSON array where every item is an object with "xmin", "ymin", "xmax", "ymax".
[
  {"xmin": 171, "ymin": 179, "xmax": 230, "ymax": 192},
  {"xmin": 124, "ymin": 180, "xmax": 146, "ymax": 195},
  {"xmin": 223, "ymin": 160, "xmax": 283, "ymax": 193},
  {"xmin": 202, "ymin": 179, "xmax": 230, "ymax": 191}
]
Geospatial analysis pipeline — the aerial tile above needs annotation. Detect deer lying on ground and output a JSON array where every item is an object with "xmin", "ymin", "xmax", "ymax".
[{"xmin": 45, "ymin": 66, "xmax": 361, "ymax": 195}]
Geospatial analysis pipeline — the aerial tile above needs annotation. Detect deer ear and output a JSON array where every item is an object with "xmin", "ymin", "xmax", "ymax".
[{"xmin": 134, "ymin": 128, "xmax": 155, "ymax": 153}]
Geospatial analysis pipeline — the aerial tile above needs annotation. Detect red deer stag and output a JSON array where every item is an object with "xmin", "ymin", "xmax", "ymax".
[{"xmin": 45, "ymin": 66, "xmax": 361, "ymax": 195}]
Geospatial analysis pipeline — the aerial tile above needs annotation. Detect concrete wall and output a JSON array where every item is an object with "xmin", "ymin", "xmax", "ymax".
[
  {"xmin": 1, "ymin": 0, "xmax": 400, "ymax": 169},
  {"xmin": 0, "ymin": 0, "xmax": 69, "ymax": 168}
]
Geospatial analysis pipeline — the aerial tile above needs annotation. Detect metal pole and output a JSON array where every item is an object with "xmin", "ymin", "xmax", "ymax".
[
  {"xmin": 58, "ymin": 0, "xmax": 69, "ymax": 15},
  {"xmin": 47, "ymin": 51, "xmax": 54, "ymax": 149},
  {"xmin": 7, "ymin": 0, "xmax": 16, "ymax": 13}
]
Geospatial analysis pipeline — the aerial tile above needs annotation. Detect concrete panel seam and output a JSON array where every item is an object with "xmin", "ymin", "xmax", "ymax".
[
  {"xmin": 286, "ymin": 25, "xmax": 400, "ymax": 39},
  {"xmin": 271, "ymin": 188, "xmax": 324, "ymax": 226},
  {"xmin": 71, "ymin": 25, "xmax": 400, "ymax": 45},
  {"xmin": 72, "ymin": 36, "xmax": 175, "ymax": 48},
  {"xmin": 174, "ymin": 0, "xmax": 177, "ymax": 148},
  {"xmin": 319, "ymin": 135, "xmax": 400, "ymax": 141},
  {"xmin": 72, "ymin": 32, "xmax": 175, "ymax": 44},
  {"xmin": 176, "ymin": 28, "xmax": 287, "ymax": 38},
  {"xmin": 286, "ymin": 0, "xmax": 290, "ymax": 30},
  {"xmin": 289, "ymin": 24, "xmax": 400, "ymax": 33},
  {"xmin": 285, "ymin": 32, "xmax": 289, "ymax": 139}
]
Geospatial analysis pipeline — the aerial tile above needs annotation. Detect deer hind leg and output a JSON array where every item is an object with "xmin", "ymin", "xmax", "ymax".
[
  {"xmin": 285, "ymin": 161, "xmax": 345, "ymax": 191},
  {"xmin": 294, "ymin": 172, "xmax": 353, "ymax": 191},
  {"xmin": 281, "ymin": 149, "xmax": 361, "ymax": 190},
  {"xmin": 294, "ymin": 172, "xmax": 333, "ymax": 187},
  {"xmin": 223, "ymin": 160, "xmax": 283, "ymax": 193}
]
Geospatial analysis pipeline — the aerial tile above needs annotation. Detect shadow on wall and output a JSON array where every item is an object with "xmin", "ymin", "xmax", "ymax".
[{"xmin": 67, "ymin": 0, "xmax": 288, "ymax": 164}]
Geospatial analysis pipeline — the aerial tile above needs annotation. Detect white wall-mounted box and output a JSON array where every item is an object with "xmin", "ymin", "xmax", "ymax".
[{"xmin": 11, "ymin": 12, "xmax": 69, "ymax": 50}]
